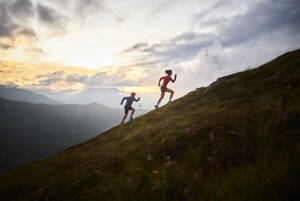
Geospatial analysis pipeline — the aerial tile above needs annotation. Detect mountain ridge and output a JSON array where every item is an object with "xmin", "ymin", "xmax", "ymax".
[
  {"xmin": 0, "ymin": 49, "xmax": 299, "ymax": 201},
  {"xmin": 0, "ymin": 97, "xmax": 122, "ymax": 172},
  {"xmin": 0, "ymin": 85, "xmax": 63, "ymax": 105}
]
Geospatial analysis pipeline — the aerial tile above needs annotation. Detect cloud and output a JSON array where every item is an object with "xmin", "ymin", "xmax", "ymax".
[
  {"xmin": 220, "ymin": 0, "xmax": 300, "ymax": 46},
  {"xmin": 0, "ymin": 42, "xmax": 13, "ymax": 50},
  {"xmin": 37, "ymin": 3, "xmax": 68, "ymax": 28},
  {"xmin": 0, "ymin": 2, "xmax": 19, "ymax": 38},
  {"xmin": 120, "ymin": 33, "xmax": 215, "ymax": 67},
  {"xmin": 115, "ymin": 0, "xmax": 300, "ymax": 97},
  {"xmin": 192, "ymin": 0, "xmax": 246, "ymax": 26},
  {"xmin": 150, "ymin": 0, "xmax": 181, "ymax": 15},
  {"xmin": 0, "ymin": 0, "xmax": 35, "ymax": 38},
  {"xmin": 34, "ymin": 70, "xmax": 140, "ymax": 89},
  {"xmin": 10, "ymin": 0, "xmax": 34, "ymax": 20},
  {"xmin": 122, "ymin": 43, "xmax": 148, "ymax": 53},
  {"xmin": 121, "ymin": 0, "xmax": 300, "ymax": 68},
  {"xmin": 75, "ymin": 0, "xmax": 106, "ymax": 19},
  {"xmin": 47, "ymin": 0, "xmax": 111, "ymax": 22},
  {"xmin": 0, "ymin": 0, "xmax": 37, "ymax": 53},
  {"xmin": 16, "ymin": 27, "xmax": 37, "ymax": 38},
  {"xmin": 35, "ymin": 70, "xmax": 65, "ymax": 86}
]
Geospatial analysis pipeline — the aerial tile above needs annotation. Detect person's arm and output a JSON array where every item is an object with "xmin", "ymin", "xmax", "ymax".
[
  {"xmin": 134, "ymin": 97, "xmax": 141, "ymax": 102},
  {"xmin": 158, "ymin": 77, "xmax": 164, "ymax": 86},
  {"xmin": 120, "ymin": 97, "xmax": 126, "ymax": 105},
  {"xmin": 171, "ymin": 74, "xmax": 177, "ymax": 83}
]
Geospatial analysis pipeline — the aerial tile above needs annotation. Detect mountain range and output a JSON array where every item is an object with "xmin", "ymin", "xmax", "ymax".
[
  {"xmin": 0, "ymin": 98, "xmax": 122, "ymax": 172},
  {"xmin": 0, "ymin": 85, "xmax": 62, "ymax": 105}
]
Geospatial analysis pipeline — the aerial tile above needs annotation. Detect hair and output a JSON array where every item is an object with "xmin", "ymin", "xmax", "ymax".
[
  {"xmin": 165, "ymin": 69, "xmax": 172, "ymax": 75},
  {"xmin": 131, "ymin": 92, "xmax": 136, "ymax": 96}
]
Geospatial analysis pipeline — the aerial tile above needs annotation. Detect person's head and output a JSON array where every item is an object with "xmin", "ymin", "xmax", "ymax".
[
  {"xmin": 131, "ymin": 92, "xmax": 136, "ymax": 97},
  {"xmin": 165, "ymin": 69, "xmax": 172, "ymax": 75}
]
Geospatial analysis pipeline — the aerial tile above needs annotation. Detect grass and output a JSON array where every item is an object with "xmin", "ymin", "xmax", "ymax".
[{"xmin": 0, "ymin": 49, "xmax": 300, "ymax": 201}]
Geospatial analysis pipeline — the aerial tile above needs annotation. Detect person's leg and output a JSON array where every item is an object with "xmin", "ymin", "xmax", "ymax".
[
  {"xmin": 166, "ymin": 88, "xmax": 174, "ymax": 102},
  {"xmin": 130, "ymin": 108, "xmax": 135, "ymax": 120},
  {"xmin": 157, "ymin": 92, "xmax": 165, "ymax": 106},
  {"xmin": 121, "ymin": 113, "xmax": 127, "ymax": 124},
  {"xmin": 121, "ymin": 108, "xmax": 129, "ymax": 124}
]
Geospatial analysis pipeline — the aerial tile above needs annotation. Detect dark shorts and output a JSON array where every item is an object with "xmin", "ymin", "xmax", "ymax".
[
  {"xmin": 161, "ymin": 86, "xmax": 167, "ymax": 92},
  {"xmin": 124, "ymin": 106, "xmax": 133, "ymax": 114}
]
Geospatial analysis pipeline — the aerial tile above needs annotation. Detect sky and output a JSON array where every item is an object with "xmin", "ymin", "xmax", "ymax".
[{"xmin": 0, "ymin": 0, "xmax": 300, "ymax": 108}]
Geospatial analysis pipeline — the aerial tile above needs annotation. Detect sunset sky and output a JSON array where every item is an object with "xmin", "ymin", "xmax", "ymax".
[{"xmin": 1, "ymin": 0, "xmax": 300, "ymax": 108}]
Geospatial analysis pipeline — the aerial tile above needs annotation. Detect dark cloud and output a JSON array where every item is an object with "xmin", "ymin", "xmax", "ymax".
[
  {"xmin": 37, "ymin": 3, "xmax": 68, "ymax": 28},
  {"xmin": 10, "ymin": 0, "xmax": 34, "ymax": 19},
  {"xmin": 0, "ymin": 0, "xmax": 36, "ymax": 49},
  {"xmin": 122, "ymin": 0, "xmax": 300, "ymax": 67},
  {"xmin": 0, "ymin": 16, "xmax": 18, "ymax": 38},
  {"xmin": 0, "ymin": 1, "xmax": 19, "ymax": 38},
  {"xmin": 121, "ymin": 33, "xmax": 215, "ymax": 66},
  {"xmin": 220, "ymin": 0, "xmax": 300, "ymax": 46},
  {"xmin": 193, "ymin": 0, "xmax": 237, "ymax": 24},
  {"xmin": 17, "ymin": 27, "xmax": 37, "ymax": 38},
  {"xmin": 122, "ymin": 43, "xmax": 148, "ymax": 53}
]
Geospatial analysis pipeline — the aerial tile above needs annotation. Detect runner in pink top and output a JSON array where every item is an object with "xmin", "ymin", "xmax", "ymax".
[{"xmin": 155, "ymin": 69, "xmax": 177, "ymax": 109}]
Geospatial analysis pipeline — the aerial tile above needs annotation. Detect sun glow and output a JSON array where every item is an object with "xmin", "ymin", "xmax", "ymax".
[{"xmin": 47, "ymin": 45, "xmax": 121, "ymax": 69}]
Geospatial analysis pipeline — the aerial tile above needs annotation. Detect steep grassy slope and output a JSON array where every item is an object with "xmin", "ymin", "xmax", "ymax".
[{"xmin": 0, "ymin": 49, "xmax": 299, "ymax": 201}]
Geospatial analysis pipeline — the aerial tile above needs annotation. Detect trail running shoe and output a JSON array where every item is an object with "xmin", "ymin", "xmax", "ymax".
[
  {"xmin": 130, "ymin": 117, "xmax": 133, "ymax": 121},
  {"xmin": 155, "ymin": 105, "xmax": 159, "ymax": 110}
]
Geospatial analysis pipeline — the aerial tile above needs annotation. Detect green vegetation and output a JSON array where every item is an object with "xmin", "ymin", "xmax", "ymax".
[{"xmin": 1, "ymin": 49, "xmax": 299, "ymax": 201}]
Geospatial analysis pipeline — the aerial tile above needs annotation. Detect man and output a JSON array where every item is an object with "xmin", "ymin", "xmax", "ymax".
[{"xmin": 120, "ymin": 92, "xmax": 140, "ymax": 124}]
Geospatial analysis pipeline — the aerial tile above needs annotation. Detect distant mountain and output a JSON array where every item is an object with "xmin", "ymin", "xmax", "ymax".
[
  {"xmin": 0, "ymin": 49, "xmax": 299, "ymax": 201},
  {"xmin": 35, "ymin": 87, "xmax": 157, "ymax": 110},
  {"xmin": 0, "ymin": 85, "xmax": 62, "ymax": 105},
  {"xmin": 58, "ymin": 87, "xmax": 123, "ymax": 107},
  {"xmin": 0, "ymin": 98, "xmax": 122, "ymax": 171}
]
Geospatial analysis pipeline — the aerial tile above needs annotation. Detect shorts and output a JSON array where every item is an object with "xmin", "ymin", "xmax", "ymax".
[
  {"xmin": 124, "ymin": 106, "xmax": 133, "ymax": 114},
  {"xmin": 161, "ymin": 86, "xmax": 167, "ymax": 92}
]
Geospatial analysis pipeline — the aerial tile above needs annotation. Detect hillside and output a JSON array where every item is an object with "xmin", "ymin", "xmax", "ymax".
[
  {"xmin": 0, "ymin": 99, "xmax": 122, "ymax": 171},
  {"xmin": 0, "ymin": 85, "xmax": 62, "ymax": 105},
  {"xmin": 0, "ymin": 49, "xmax": 299, "ymax": 201}
]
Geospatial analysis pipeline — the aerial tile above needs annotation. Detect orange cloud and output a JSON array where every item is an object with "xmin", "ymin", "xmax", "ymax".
[
  {"xmin": 0, "ymin": 60, "xmax": 99, "ymax": 87},
  {"xmin": 0, "ymin": 60, "xmax": 161, "ymax": 94}
]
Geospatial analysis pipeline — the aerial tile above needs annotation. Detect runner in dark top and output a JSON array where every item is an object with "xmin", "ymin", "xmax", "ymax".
[
  {"xmin": 155, "ymin": 69, "xmax": 177, "ymax": 109},
  {"xmin": 120, "ymin": 92, "xmax": 140, "ymax": 124}
]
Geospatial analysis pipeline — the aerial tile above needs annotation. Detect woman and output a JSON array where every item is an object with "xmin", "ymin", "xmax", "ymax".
[{"xmin": 155, "ymin": 69, "xmax": 177, "ymax": 109}]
